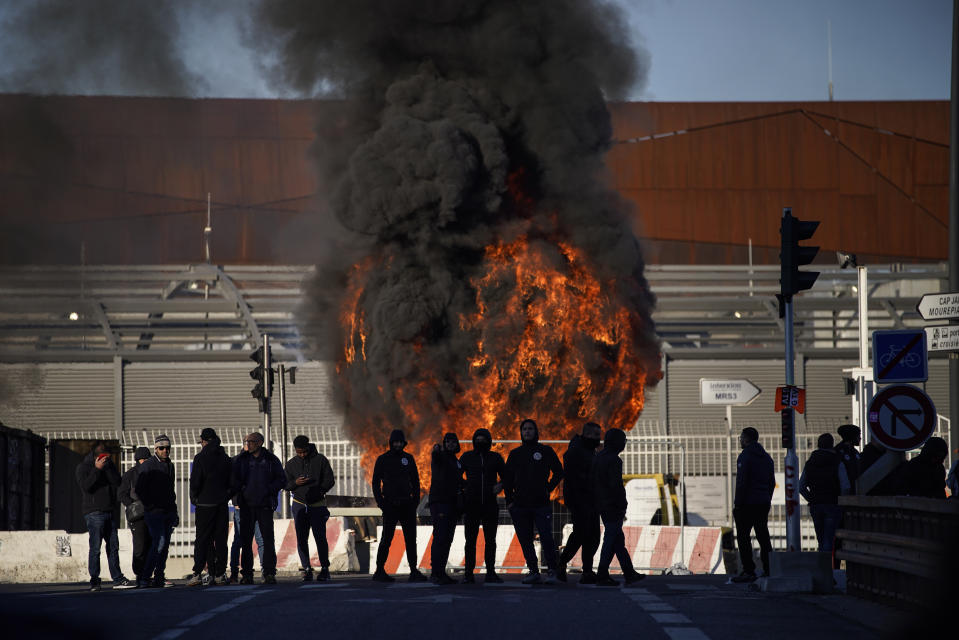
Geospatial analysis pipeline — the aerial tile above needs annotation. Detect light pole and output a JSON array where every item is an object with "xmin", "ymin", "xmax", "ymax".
[{"xmin": 838, "ymin": 252, "xmax": 873, "ymax": 451}]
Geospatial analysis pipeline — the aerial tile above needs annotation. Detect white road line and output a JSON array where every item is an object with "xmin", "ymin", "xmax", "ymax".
[
  {"xmin": 662, "ymin": 627, "xmax": 711, "ymax": 640},
  {"xmin": 627, "ymin": 594, "xmax": 663, "ymax": 603},
  {"xmin": 300, "ymin": 582, "xmax": 350, "ymax": 589},
  {"xmin": 153, "ymin": 629, "xmax": 188, "ymax": 640},
  {"xmin": 180, "ymin": 612, "xmax": 216, "ymax": 627},
  {"xmin": 231, "ymin": 594, "xmax": 258, "ymax": 603},
  {"xmin": 650, "ymin": 613, "xmax": 692, "ymax": 624},
  {"xmin": 637, "ymin": 602, "xmax": 676, "ymax": 612}
]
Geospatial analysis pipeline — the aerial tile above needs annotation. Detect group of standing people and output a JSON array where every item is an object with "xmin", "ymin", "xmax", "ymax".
[{"xmin": 371, "ymin": 418, "xmax": 645, "ymax": 587}]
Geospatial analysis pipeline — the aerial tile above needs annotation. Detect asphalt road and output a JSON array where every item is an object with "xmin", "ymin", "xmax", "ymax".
[{"xmin": 0, "ymin": 574, "xmax": 917, "ymax": 640}]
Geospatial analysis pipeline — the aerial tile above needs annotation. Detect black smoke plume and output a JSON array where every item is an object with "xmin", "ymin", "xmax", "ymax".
[{"xmin": 259, "ymin": 0, "xmax": 660, "ymax": 444}]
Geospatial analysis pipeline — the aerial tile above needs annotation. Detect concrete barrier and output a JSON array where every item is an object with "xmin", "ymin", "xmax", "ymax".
[
  {"xmin": 561, "ymin": 524, "xmax": 726, "ymax": 574},
  {"xmin": 370, "ymin": 525, "xmax": 525, "ymax": 574}
]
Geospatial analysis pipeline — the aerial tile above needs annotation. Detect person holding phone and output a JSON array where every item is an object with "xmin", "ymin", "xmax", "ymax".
[{"xmin": 285, "ymin": 435, "xmax": 336, "ymax": 582}]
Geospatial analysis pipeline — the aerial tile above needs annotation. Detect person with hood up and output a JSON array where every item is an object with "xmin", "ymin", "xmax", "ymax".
[
  {"xmin": 187, "ymin": 428, "xmax": 233, "ymax": 586},
  {"xmin": 459, "ymin": 427, "xmax": 506, "ymax": 584},
  {"xmin": 231, "ymin": 432, "xmax": 286, "ymax": 584},
  {"xmin": 898, "ymin": 436, "xmax": 949, "ymax": 499},
  {"xmin": 428, "ymin": 432, "xmax": 464, "ymax": 585},
  {"xmin": 371, "ymin": 429, "xmax": 428, "ymax": 582},
  {"xmin": 76, "ymin": 441, "xmax": 136, "ymax": 591},
  {"xmin": 590, "ymin": 427, "xmax": 644, "ymax": 587},
  {"xmin": 503, "ymin": 418, "xmax": 564, "ymax": 584},
  {"xmin": 557, "ymin": 422, "xmax": 603, "ymax": 584},
  {"xmin": 798, "ymin": 433, "xmax": 850, "ymax": 554},
  {"xmin": 834, "ymin": 424, "xmax": 861, "ymax": 490},
  {"xmin": 285, "ymin": 435, "xmax": 336, "ymax": 582},
  {"xmin": 135, "ymin": 434, "xmax": 179, "ymax": 588},
  {"xmin": 118, "ymin": 446, "xmax": 153, "ymax": 581},
  {"xmin": 731, "ymin": 427, "xmax": 775, "ymax": 583}
]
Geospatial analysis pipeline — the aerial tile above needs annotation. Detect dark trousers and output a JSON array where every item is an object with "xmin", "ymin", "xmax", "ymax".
[
  {"xmin": 292, "ymin": 502, "xmax": 331, "ymax": 570},
  {"xmin": 240, "ymin": 506, "xmax": 276, "ymax": 577},
  {"xmin": 509, "ymin": 505, "xmax": 558, "ymax": 573},
  {"xmin": 463, "ymin": 501, "xmax": 499, "ymax": 574},
  {"xmin": 193, "ymin": 504, "xmax": 229, "ymax": 577},
  {"xmin": 560, "ymin": 505, "xmax": 600, "ymax": 572},
  {"xmin": 141, "ymin": 510, "xmax": 176, "ymax": 582},
  {"xmin": 429, "ymin": 502, "xmax": 457, "ymax": 575},
  {"xmin": 130, "ymin": 518, "xmax": 151, "ymax": 578},
  {"xmin": 230, "ymin": 507, "xmax": 262, "ymax": 573},
  {"xmin": 598, "ymin": 511, "xmax": 635, "ymax": 574},
  {"xmin": 376, "ymin": 502, "xmax": 418, "ymax": 571},
  {"xmin": 84, "ymin": 511, "xmax": 122, "ymax": 582},
  {"xmin": 809, "ymin": 503, "xmax": 842, "ymax": 554},
  {"xmin": 734, "ymin": 503, "xmax": 772, "ymax": 575}
]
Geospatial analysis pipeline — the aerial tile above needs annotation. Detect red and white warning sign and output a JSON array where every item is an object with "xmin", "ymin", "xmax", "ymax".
[
  {"xmin": 774, "ymin": 385, "xmax": 806, "ymax": 414},
  {"xmin": 867, "ymin": 384, "xmax": 937, "ymax": 451}
]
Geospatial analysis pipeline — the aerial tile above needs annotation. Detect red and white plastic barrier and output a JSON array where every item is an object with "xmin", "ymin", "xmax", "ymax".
[
  {"xmin": 370, "ymin": 525, "xmax": 533, "ymax": 575},
  {"xmin": 228, "ymin": 517, "xmax": 359, "ymax": 572},
  {"xmin": 561, "ymin": 524, "xmax": 725, "ymax": 574}
]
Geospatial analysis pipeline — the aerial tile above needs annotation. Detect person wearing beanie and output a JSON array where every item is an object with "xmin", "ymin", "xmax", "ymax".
[
  {"xmin": 459, "ymin": 427, "xmax": 506, "ymax": 583},
  {"xmin": 428, "ymin": 432, "xmax": 464, "ymax": 585},
  {"xmin": 558, "ymin": 422, "xmax": 604, "ymax": 584},
  {"xmin": 503, "ymin": 418, "xmax": 564, "ymax": 584},
  {"xmin": 590, "ymin": 427, "xmax": 644, "ymax": 587},
  {"xmin": 231, "ymin": 431, "xmax": 286, "ymax": 585},
  {"xmin": 371, "ymin": 429, "xmax": 427, "ymax": 582},
  {"xmin": 135, "ymin": 434, "xmax": 179, "ymax": 588},
  {"xmin": 118, "ymin": 446, "xmax": 153, "ymax": 581},
  {"xmin": 75, "ymin": 441, "xmax": 135, "ymax": 591},
  {"xmin": 731, "ymin": 427, "xmax": 775, "ymax": 583},
  {"xmin": 187, "ymin": 428, "xmax": 233, "ymax": 587},
  {"xmin": 284, "ymin": 435, "xmax": 336, "ymax": 582},
  {"xmin": 835, "ymin": 424, "xmax": 862, "ymax": 490},
  {"xmin": 899, "ymin": 436, "xmax": 949, "ymax": 499},
  {"xmin": 799, "ymin": 433, "xmax": 851, "ymax": 554}
]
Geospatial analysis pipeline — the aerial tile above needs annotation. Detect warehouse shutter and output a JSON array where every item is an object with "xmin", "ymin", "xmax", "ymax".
[{"xmin": 0, "ymin": 363, "xmax": 114, "ymax": 433}]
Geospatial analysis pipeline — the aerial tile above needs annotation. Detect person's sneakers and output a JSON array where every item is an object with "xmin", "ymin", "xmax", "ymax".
[
  {"xmin": 317, "ymin": 567, "xmax": 331, "ymax": 582},
  {"xmin": 543, "ymin": 571, "xmax": 560, "ymax": 585},
  {"xmin": 162, "ymin": 578, "xmax": 174, "ymax": 588},
  {"xmin": 623, "ymin": 571, "xmax": 646, "ymax": 586},
  {"xmin": 430, "ymin": 572, "xmax": 456, "ymax": 586},
  {"xmin": 484, "ymin": 571, "xmax": 504, "ymax": 584},
  {"xmin": 521, "ymin": 572, "xmax": 544, "ymax": 585},
  {"xmin": 186, "ymin": 573, "xmax": 204, "ymax": 587},
  {"xmin": 89, "ymin": 579, "xmax": 102, "ymax": 592},
  {"xmin": 461, "ymin": 572, "xmax": 475, "ymax": 584},
  {"xmin": 596, "ymin": 572, "xmax": 620, "ymax": 587},
  {"xmin": 731, "ymin": 572, "xmax": 757, "ymax": 584},
  {"xmin": 555, "ymin": 563, "xmax": 568, "ymax": 583},
  {"xmin": 579, "ymin": 570, "xmax": 597, "ymax": 585},
  {"xmin": 408, "ymin": 569, "xmax": 428, "ymax": 583},
  {"xmin": 300, "ymin": 568, "xmax": 314, "ymax": 582},
  {"xmin": 239, "ymin": 575, "xmax": 254, "ymax": 585},
  {"xmin": 372, "ymin": 568, "xmax": 395, "ymax": 583},
  {"xmin": 215, "ymin": 574, "xmax": 230, "ymax": 586},
  {"xmin": 113, "ymin": 577, "xmax": 136, "ymax": 590},
  {"xmin": 201, "ymin": 573, "xmax": 214, "ymax": 586},
  {"xmin": 136, "ymin": 579, "xmax": 153, "ymax": 589},
  {"xmin": 264, "ymin": 574, "xmax": 277, "ymax": 585}
]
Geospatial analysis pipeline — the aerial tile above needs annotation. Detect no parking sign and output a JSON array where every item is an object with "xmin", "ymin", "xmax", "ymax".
[{"xmin": 867, "ymin": 384, "xmax": 937, "ymax": 451}]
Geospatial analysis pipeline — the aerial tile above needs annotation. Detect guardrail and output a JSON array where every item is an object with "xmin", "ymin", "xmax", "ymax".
[{"xmin": 836, "ymin": 495, "xmax": 959, "ymax": 609}]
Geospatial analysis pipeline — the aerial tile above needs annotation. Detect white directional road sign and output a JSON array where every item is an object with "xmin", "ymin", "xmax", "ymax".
[
  {"xmin": 700, "ymin": 379, "xmax": 761, "ymax": 406},
  {"xmin": 916, "ymin": 291, "xmax": 959, "ymax": 321},
  {"xmin": 867, "ymin": 384, "xmax": 937, "ymax": 451},
  {"xmin": 925, "ymin": 325, "xmax": 959, "ymax": 352}
]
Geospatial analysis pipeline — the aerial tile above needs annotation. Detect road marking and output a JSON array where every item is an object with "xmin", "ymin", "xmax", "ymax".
[
  {"xmin": 662, "ymin": 628, "xmax": 711, "ymax": 640},
  {"xmin": 208, "ymin": 603, "xmax": 238, "ymax": 614},
  {"xmin": 387, "ymin": 582, "xmax": 437, "ymax": 589},
  {"xmin": 650, "ymin": 613, "xmax": 692, "ymax": 624},
  {"xmin": 155, "ymin": 589, "xmax": 267, "ymax": 640},
  {"xmin": 638, "ymin": 602, "xmax": 676, "ymax": 612},
  {"xmin": 300, "ymin": 582, "xmax": 350, "ymax": 589},
  {"xmin": 153, "ymin": 630, "xmax": 188, "ymax": 640},
  {"xmin": 666, "ymin": 584, "xmax": 716, "ymax": 591},
  {"xmin": 180, "ymin": 612, "xmax": 216, "ymax": 627}
]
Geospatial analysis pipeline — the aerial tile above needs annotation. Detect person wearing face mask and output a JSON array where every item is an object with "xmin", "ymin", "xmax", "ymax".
[
  {"xmin": 590, "ymin": 427, "xmax": 644, "ymax": 587},
  {"xmin": 459, "ymin": 428, "xmax": 506, "ymax": 584},
  {"xmin": 503, "ymin": 418, "xmax": 564, "ymax": 584},
  {"xmin": 557, "ymin": 422, "xmax": 603, "ymax": 584},
  {"xmin": 371, "ymin": 429, "xmax": 428, "ymax": 583},
  {"xmin": 428, "ymin": 432, "xmax": 465, "ymax": 585}
]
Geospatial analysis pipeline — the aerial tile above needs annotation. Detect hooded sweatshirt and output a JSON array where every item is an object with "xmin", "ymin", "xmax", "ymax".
[
  {"xmin": 735, "ymin": 441, "xmax": 775, "ymax": 506},
  {"xmin": 75, "ymin": 450, "xmax": 121, "ymax": 515},
  {"xmin": 285, "ymin": 443, "xmax": 336, "ymax": 506},
  {"xmin": 799, "ymin": 448, "xmax": 849, "ymax": 505},
  {"xmin": 563, "ymin": 434, "xmax": 599, "ymax": 511},
  {"xmin": 372, "ymin": 430, "xmax": 420, "ymax": 508},
  {"xmin": 459, "ymin": 428, "xmax": 506, "ymax": 508},
  {"xmin": 590, "ymin": 429, "xmax": 627, "ymax": 514},
  {"xmin": 429, "ymin": 443, "xmax": 464, "ymax": 506},
  {"xmin": 190, "ymin": 437, "xmax": 234, "ymax": 507},
  {"xmin": 503, "ymin": 423, "xmax": 564, "ymax": 508}
]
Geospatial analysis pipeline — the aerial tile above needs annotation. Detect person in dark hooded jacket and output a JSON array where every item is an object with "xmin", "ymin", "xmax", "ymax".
[
  {"xmin": 119, "ymin": 446, "xmax": 152, "ymax": 580},
  {"xmin": 135, "ymin": 434, "xmax": 178, "ymax": 588},
  {"xmin": 504, "ymin": 418, "xmax": 564, "ymax": 584},
  {"xmin": 799, "ymin": 433, "xmax": 850, "ymax": 554},
  {"xmin": 231, "ymin": 432, "xmax": 286, "ymax": 584},
  {"xmin": 371, "ymin": 429, "xmax": 427, "ymax": 582},
  {"xmin": 459, "ymin": 427, "xmax": 506, "ymax": 583},
  {"xmin": 428, "ymin": 432, "xmax": 464, "ymax": 585},
  {"xmin": 590, "ymin": 427, "xmax": 644, "ymax": 586},
  {"xmin": 557, "ymin": 422, "xmax": 602, "ymax": 584},
  {"xmin": 898, "ymin": 436, "xmax": 948, "ymax": 499},
  {"xmin": 187, "ymin": 428, "xmax": 233, "ymax": 586},
  {"xmin": 732, "ymin": 427, "xmax": 775, "ymax": 583},
  {"xmin": 285, "ymin": 435, "xmax": 336, "ymax": 581}
]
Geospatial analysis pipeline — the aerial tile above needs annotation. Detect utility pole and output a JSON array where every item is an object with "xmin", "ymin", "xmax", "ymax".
[{"xmin": 949, "ymin": 0, "xmax": 958, "ymax": 462}]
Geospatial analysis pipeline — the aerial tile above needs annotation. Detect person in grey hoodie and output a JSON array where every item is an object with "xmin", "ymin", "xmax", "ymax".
[
  {"xmin": 732, "ymin": 427, "xmax": 775, "ymax": 583},
  {"xmin": 285, "ymin": 435, "xmax": 336, "ymax": 581}
]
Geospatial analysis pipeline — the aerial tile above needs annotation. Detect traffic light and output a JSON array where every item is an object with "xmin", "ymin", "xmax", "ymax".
[
  {"xmin": 249, "ymin": 345, "xmax": 273, "ymax": 413},
  {"xmin": 779, "ymin": 208, "xmax": 820, "ymax": 300}
]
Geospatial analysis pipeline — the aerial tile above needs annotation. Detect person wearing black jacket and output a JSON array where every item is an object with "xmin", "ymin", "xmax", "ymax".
[
  {"xmin": 232, "ymin": 432, "xmax": 286, "ymax": 585},
  {"xmin": 590, "ymin": 427, "xmax": 644, "ymax": 587},
  {"xmin": 371, "ymin": 429, "xmax": 428, "ymax": 583},
  {"xmin": 285, "ymin": 435, "xmax": 336, "ymax": 582},
  {"xmin": 187, "ymin": 428, "xmax": 233, "ymax": 587},
  {"xmin": 799, "ymin": 433, "xmax": 850, "ymax": 554},
  {"xmin": 898, "ymin": 436, "xmax": 949, "ymax": 499},
  {"xmin": 503, "ymin": 418, "xmax": 564, "ymax": 584},
  {"xmin": 835, "ymin": 424, "xmax": 861, "ymax": 491},
  {"xmin": 557, "ymin": 422, "xmax": 602, "ymax": 584},
  {"xmin": 135, "ymin": 434, "xmax": 178, "ymax": 588},
  {"xmin": 459, "ymin": 428, "xmax": 506, "ymax": 584},
  {"xmin": 76, "ymin": 441, "xmax": 135, "ymax": 591},
  {"xmin": 732, "ymin": 427, "xmax": 775, "ymax": 583},
  {"xmin": 428, "ymin": 433, "xmax": 464, "ymax": 585},
  {"xmin": 118, "ymin": 447, "xmax": 152, "ymax": 580}
]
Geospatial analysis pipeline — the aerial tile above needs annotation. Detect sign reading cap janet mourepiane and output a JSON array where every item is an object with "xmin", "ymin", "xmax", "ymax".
[
  {"xmin": 916, "ymin": 291, "xmax": 959, "ymax": 321},
  {"xmin": 699, "ymin": 379, "xmax": 761, "ymax": 406}
]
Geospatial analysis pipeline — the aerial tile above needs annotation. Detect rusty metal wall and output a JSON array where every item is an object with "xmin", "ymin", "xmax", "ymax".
[{"xmin": 0, "ymin": 96, "xmax": 949, "ymax": 265}]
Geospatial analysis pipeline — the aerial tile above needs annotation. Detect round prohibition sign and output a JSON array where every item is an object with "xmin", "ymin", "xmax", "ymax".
[{"xmin": 867, "ymin": 384, "xmax": 937, "ymax": 451}]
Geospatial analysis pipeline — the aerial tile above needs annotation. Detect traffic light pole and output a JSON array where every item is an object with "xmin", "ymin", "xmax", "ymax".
[
  {"xmin": 783, "ymin": 298, "xmax": 801, "ymax": 552},
  {"xmin": 262, "ymin": 334, "xmax": 271, "ymax": 449}
]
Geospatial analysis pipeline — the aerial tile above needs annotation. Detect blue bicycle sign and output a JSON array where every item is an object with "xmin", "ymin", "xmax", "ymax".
[{"xmin": 872, "ymin": 330, "xmax": 928, "ymax": 384}]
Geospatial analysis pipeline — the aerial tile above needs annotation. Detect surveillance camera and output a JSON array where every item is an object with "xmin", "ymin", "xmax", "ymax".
[{"xmin": 836, "ymin": 251, "xmax": 857, "ymax": 269}]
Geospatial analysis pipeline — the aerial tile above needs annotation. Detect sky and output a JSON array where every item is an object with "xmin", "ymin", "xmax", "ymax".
[{"xmin": 0, "ymin": 0, "xmax": 953, "ymax": 102}]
